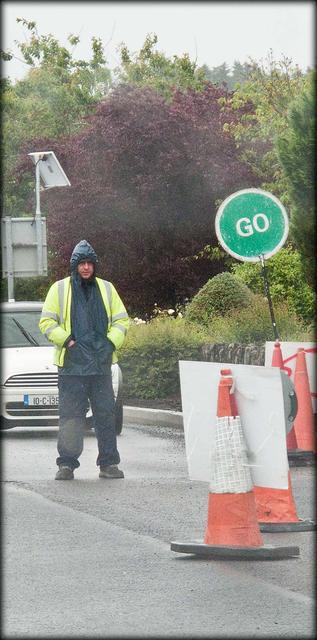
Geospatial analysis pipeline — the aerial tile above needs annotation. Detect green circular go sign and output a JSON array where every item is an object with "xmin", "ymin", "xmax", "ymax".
[{"xmin": 215, "ymin": 188, "xmax": 289, "ymax": 262}]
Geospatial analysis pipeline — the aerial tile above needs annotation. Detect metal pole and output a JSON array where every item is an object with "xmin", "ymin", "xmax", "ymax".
[
  {"xmin": 35, "ymin": 159, "xmax": 43, "ymax": 275},
  {"xmin": 259, "ymin": 254, "xmax": 279, "ymax": 341},
  {"xmin": 5, "ymin": 217, "xmax": 15, "ymax": 301}
]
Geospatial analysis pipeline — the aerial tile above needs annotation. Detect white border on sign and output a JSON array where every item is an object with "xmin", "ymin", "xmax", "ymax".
[{"xmin": 215, "ymin": 188, "xmax": 289, "ymax": 263}]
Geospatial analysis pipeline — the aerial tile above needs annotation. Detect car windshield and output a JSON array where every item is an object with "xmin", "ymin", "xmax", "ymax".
[{"xmin": 1, "ymin": 311, "xmax": 51, "ymax": 348}]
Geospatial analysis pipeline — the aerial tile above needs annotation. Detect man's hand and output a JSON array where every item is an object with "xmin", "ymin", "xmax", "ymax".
[{"xmin": 68, "ymin": 339, "xmax": 76, "ymax": 348}]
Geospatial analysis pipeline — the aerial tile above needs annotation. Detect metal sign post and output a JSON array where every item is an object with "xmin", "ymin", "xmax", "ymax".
[
  {"xmin": 34, "ymin": 158, "xmax": 43, "ymax": 276},
  {"xmin": 259, "ymin": 253, "xmax": 279, "ymax": 340},
  {"xmin": 5, "ymin": 217, "xmax": 15, "ymax": 301},
  {"xmin": 215, "ymin": 188, "xmax": 289, "ymax": 340}
]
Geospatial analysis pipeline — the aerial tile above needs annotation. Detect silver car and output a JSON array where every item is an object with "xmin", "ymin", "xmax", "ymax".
[{"xmin": 1, "ymin": 301, "xmax": 123, "ymax": 434}]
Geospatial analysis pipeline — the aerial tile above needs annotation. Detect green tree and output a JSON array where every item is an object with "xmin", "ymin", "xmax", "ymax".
[
  {"xmin": 231, "ymin": 60, "xmax": 254, "ymax": 88},
  {"xmin": 115, "ymin": 33, "xmax": 206, "ymax": 98},
  {"xmin": 191, "ymin": 54, "xmax": 314, "ymax": 322},
  {"xmin": 201, "ymin": 60, "xmax": 253, "ymax": 90},
  {"xmin": 201, "ymin": 62, "xmax": 231, "ymax": 87},
  {"xmin": 276, "ymin": 73, "xmax": 315, "ymax": 286},
  {"xmin": 1, "ymin": 18, "xmax": 111, "ymax": 216},
  {"xmin": 221, "ymin": 51, "xmax": 309, "ymax": 203}
]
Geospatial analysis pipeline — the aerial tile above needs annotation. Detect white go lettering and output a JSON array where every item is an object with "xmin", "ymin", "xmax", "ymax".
[{"xmin": 236, "ymin": 213, "xmax": 270, "ymax": 237}]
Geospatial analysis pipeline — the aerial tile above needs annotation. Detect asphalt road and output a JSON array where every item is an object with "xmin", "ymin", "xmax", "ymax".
[{"xmin": 2, "ymin": 423, "xmax": 315, "ymax": 638}]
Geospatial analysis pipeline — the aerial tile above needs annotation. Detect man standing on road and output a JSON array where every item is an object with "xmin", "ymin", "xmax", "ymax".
[{"xmin": 39, "ymin": 239, "xmax": 129, "ymax": 481}]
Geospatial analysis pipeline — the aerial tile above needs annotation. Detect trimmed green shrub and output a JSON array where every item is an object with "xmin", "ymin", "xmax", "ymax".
[
  {"xmin": 119, "ymin": 303, "xmax": 313, "ymax": 401},
  {"xmin": 185, "ymin": 272, "xmax": 254, "ymax": 326},
  {"xmin": 204, "ymin": 295, "xmax": 314, "ymax": 343},
  {"xmin": 119, "ymin": 317, "xmax": 207, "ymax": 399}
]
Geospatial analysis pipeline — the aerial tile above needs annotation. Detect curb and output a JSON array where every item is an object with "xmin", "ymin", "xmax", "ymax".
[{"xmin": 123, "ymin": 406, "xmax": 183, "ymax": 429}]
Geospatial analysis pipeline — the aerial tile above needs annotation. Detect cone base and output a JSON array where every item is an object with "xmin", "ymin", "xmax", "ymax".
[
  {"xmin": 170, "ymin": 540, "xmax": 299, "ymax": 560},
  {"xmin": 259, "ymin": 519, "xmax": 316, "ymax": 532},
  {"xmin": 288, "ymin": 450, "xmax": 316, "ymax": 467}
]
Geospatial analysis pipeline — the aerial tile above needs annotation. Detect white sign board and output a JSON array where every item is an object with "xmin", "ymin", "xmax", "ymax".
[
  {"xmin": 265, "ymin": 342, "xmax": 316, "ymax": 413},
  {"xmin": 1, "ymin": 216, "xmax": 47, "ymax": 277},
  {"xmin": 179, "ymin": 361, "xmax": 289, "ymax": 489}
]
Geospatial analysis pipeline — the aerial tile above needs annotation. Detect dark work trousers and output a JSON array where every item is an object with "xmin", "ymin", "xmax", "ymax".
[{"xmin": 56, "ymin": 374, "xmax": 120, "ymax": 470}]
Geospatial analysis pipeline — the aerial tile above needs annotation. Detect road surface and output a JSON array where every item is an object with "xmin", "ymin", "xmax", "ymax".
[{"xmin": 2, "ymin": 423, "xmax": 315, "ymax": 638}]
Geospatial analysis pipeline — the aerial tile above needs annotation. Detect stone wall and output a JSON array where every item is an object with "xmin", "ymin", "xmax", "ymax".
[{"xmin": 201, "ymin": 343, "xmax": 265, "ymax": 366}]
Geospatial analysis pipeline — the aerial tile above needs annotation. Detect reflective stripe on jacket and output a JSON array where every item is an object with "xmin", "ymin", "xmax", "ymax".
[{"xmin": 39, "ymin": 276, "xmax": 129, "ymax": 367}]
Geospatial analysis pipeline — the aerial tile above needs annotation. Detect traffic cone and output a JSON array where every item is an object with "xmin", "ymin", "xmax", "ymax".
[
  {"xmin": 271, "ymin": 340, "xmax": 299, "ymax": 452},
  {"xmin": 271, "ymin": 339, "xmax": 284, "ymax": 368},
  {"xmin": 293, "ymin": 349, "xmax": 316, "ymax": 453},
  {"xmin": 256, "ymin": 344, "xmax": 315, "ymax": 530},
  {"xmin": 254, "ymin": 471, "xmax": 315, "ymax": 532},
  {"xmin": 286, "ymin": 422, "xmax": 298, "ymax": 450},
  {"xmin": 171, "ymin": 368, "xmax": 299, "ymax": 559},
  {"xmin": 203, "ymin": 369, "xmax": 263, "ymax": 548}
]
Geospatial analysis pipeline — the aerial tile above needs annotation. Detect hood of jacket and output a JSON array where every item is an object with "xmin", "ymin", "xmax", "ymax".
[{"xmin": 70, "ymin": 240, "xmax": 98, "ymax": 272}]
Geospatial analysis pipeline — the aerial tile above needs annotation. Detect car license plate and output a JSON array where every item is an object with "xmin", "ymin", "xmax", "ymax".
[{"xmin": 23, "ymin": 394, "xmax": 59, "ymax": 407}]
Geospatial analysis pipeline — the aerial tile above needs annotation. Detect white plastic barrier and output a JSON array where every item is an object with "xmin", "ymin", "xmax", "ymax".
[{"xmin": 179, "ymin": 361, "xmax": 289, "ymax": 489}]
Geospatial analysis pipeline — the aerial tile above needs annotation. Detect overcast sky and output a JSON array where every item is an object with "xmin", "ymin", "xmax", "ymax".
[{"xmin": 2, "ymin": 1, "xmax": 315, "ymax": 82}]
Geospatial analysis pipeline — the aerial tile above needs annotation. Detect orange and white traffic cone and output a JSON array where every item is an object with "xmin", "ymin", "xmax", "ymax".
[
  {"xmin": 271, "ymin": 340, "xmax": 299, "ymax": 452},
  {"xmin": 286, "ymin": 422, "xmax": 298, "ymax": 451},
  {"xmin": 203, "ymin": 369, "xmax": 263, "ymax": 548},
  {"xmin": 271, "ymin": 339, "xmax": 284, "ymax": 368},
  {"xmin": 254, "ymin": 471, "xmax": 315, "ymax": 532},
  {"xmin": 171, "ymin": 368, "xmax": 299, "ymax": 559},
  {"xmin": 255, "ymin": 344, "xmax": 315, "ymax": 530},
  {"xmin": 293, "ymin": 348, "xmax": 316, "ymax": 454}
]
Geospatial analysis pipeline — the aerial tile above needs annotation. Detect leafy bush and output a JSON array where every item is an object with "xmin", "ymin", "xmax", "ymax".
[
  {"xmin": 119, "ymin": 317, "xmax": 207, "ymax": 399},
  {"xmin": 185, "ymin": 272, "xmax": 254, "ymax": 326},
  {"xmin": 230, "ymin": 246, "xmax": 316, "ymax": 324},
  {"xmin": 203, "ymin": 295, "xmax": 314, "ymax": 343},
  {"xmin": 119, "ymin": 301, "xmax": 313, "ymax": 401}
]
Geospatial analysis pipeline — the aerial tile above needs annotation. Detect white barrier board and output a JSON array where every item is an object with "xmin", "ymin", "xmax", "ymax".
[
  {"xmin": 179, "ymin": 361, "xmax": 289, "ymax": 489},
  {"xmin": 265, "ymin": 342, "xmax": 316, "ymax": 413}
]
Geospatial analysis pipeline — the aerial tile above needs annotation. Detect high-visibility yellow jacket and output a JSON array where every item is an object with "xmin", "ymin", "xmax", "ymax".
[{"xmin": 39, "ymin": 276, "xmax": 129, "ymax": 367}]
